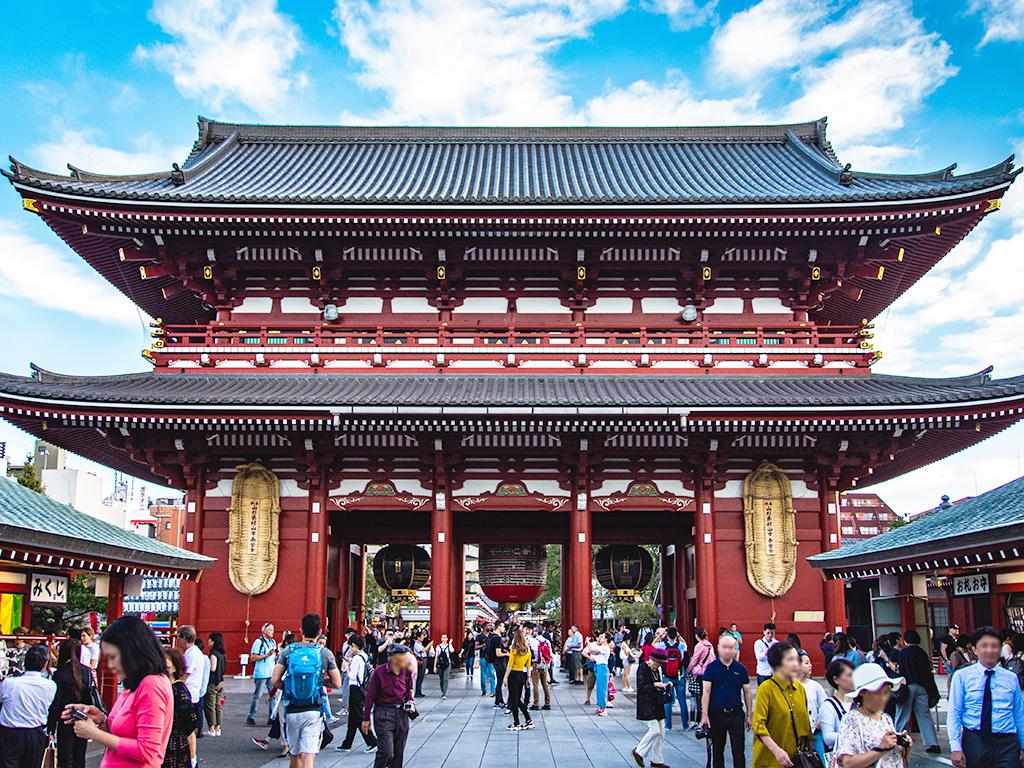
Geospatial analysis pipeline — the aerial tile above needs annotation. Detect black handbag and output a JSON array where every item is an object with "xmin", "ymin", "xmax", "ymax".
[{"xmin": 771, "ymin": 679, "xmax": 825, "ymax": 768}]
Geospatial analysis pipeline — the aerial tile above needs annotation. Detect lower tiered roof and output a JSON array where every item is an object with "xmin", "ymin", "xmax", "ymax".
[
  {"xmin": 3, "ymin": 366, "xmax": 1021, "ymax": 409},
  {"xmin": 1, "ymin": 366, "xmax": 1022, "ymax": 489}
]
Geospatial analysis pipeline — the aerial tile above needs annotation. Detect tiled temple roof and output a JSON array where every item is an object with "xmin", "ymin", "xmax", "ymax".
[
  {"xmin": 3, "ymin": 366, "xmax": 1023, "ymax": 409},
  {"xmin": 0, "ymin": 477, "xmax": 213, "ymax": 573},
  {"xmin": 6, "ymin": 117, "xmax": 1018, "ymax": 206},
  {"xmin": 809, "ymin": 474, "xmax": 1024, "ymax": 575}
]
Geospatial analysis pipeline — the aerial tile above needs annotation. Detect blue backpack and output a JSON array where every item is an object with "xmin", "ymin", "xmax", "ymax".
[{"xmin": 285, "ymin": 644, "xmax": 324, "ymax": 708}]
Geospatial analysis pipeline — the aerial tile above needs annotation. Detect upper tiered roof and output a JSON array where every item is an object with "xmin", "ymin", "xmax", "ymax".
[{"xmin": 6, "ymin": 117, "xmax": 1018, "ymax": 207}]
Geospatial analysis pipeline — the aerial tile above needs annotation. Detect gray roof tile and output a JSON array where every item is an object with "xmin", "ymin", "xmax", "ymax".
[
  {"xmin": 809, "ymin": 474, "xmax": 1024, "ymax": 570},
  {"xmin": 6, "ymin": 118, "xmax": 1018, "ymax": 206},
  {"xmin": 0, "ymin": 476, "xmax": 212, "ymax": 572},
  {"xmin": 2, "ymin": 366, "xmax": 1023, "ymax": 409}
]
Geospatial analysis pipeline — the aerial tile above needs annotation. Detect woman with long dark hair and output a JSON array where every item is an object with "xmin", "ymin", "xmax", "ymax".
[
  {"xmin": 502, "ymin": 626, "xmax": 534, "ymax": 730},
  {"xmin": 47, "ymin": 637, "xmax": 93, "ymax": 768},
  {"xmin": 203, "ymin": 633, "xmax": 226, "ymax": 737},
  {"xmin": 162, "ymin": 648, "xmax": 196, "ymax": 768},
  {"xmin": 62, "ymin": 616, "xmax": 173, "ymax": 768}
]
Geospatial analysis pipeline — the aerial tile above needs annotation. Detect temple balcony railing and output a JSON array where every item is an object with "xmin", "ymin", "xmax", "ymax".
[{"xmin": 146, "ymin": 322, "xmax": 877, "ymax": 371}]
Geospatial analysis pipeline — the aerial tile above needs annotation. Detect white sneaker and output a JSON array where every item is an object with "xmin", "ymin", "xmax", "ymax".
[{"xmin": 364, "ymin": 746, "xmax": 377, "ymax": 754}]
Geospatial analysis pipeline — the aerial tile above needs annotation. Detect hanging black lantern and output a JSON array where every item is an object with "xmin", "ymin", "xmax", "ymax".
[
  {"xmin": 372, "ymin": 544, "xmax": 431, "ymax": 603},
  {"xmin": 594, "ymin": 545, "xmax": 654, "ymax": 601}
]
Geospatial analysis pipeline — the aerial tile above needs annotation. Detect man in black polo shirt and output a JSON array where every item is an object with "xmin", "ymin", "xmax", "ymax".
[{"xmin": 700, "ymin": 632, "xmax": 753, "ymax": 768}]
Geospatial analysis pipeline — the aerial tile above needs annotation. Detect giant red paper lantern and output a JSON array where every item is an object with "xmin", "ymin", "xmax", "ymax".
[{"xmin": 478, "ymin": 544, "xmax": 547, "ymax": 608}]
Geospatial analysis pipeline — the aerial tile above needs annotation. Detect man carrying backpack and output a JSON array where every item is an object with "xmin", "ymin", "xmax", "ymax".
[
  {"xmin": 654, "ymin": 626, "xmax": 690, "ymax": 730},
  {"xmin": 529, "ymin": 625, "xmax": 552, "ymax": 710},
  {"xmin": 270, "ymin": 614, "xmax": 342, "ymax": 768}
]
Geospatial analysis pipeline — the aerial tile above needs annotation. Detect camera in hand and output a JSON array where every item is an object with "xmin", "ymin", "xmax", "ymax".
[
  {"xmin": 895, "ymin": 734, "xmax": 911, "ymax": 749},
  {"xmin": 71, "ymin": 709, "xmax": 89, "ymax": 721},
  {"xmin": 695, "ymin": 725, "xmax": 712, "ymax": 740},
  {"xmin": 403, "ymin": 701, "xmax": 416, "ymax": 712}
]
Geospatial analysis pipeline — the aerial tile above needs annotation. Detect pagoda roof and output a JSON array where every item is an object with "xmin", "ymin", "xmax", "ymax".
[
  {"xmin": 2, "ymin": 366, "xmax": 1023, "ymax": 409},
  {"xmin": 6, "ymin": 117, "xmax": 1018, "ymax": 207},
  {"xmin": 0, "ymin": 476, "xmax": 213, "ymax": 576},
  {"xmin": 2, "ymin": 367, "xmax": 1022, "ymax": 489},
  {"xmin": 809, "ymin": 474, "xmax": 1024, "ymax": 579}
]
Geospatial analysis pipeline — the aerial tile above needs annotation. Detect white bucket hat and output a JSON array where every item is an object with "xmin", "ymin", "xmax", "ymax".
[{"xmin": 846, "ymin": 662, "xmax": 905, "ymax": 700}]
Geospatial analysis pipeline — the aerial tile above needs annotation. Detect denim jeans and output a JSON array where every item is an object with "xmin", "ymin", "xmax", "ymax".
[
  {"xmin": 663, "ymin": 676, "xmax": 689, "ymax": 729},
  {"xmin": 479, "ymin": 659, "xmax": 495, "ymax": 695},
  {"xmin": 895, "ymin": 683, "xmax": 938, "ymax": 747},
  {"xmin": 248, "ymin": 677, "xmax": 278, "ymax": 721},
  {"xmin": 594, "ymin": 663, "xmax": 609, "ymax": 708},
  {"xmin": 466, "ymin": 655, "xmax": 475, "ymax": 676}
]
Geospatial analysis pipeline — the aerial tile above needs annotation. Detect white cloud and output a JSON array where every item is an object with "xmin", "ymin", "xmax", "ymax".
[
  {"xmin": 710, "ymin": 0, "xmax": 955, "ymax": 165},
  {"xmin": 583, "ymin": 75, "xmax": 766, "ymax": 125},
  {"xmin": 643, "ymin": 0, "xmax": 717, "ymax": 30},
  {"xmin": 970, "ymin": 0, "xmax": 1024, "ymax": 46},
  {"xmin": 30, "ymin": 130, "xmax": 188, "ymax": 175},
  {"xmin": 0, "ymin": 218, "xmax": 142, "ymax": 327},
  {"xmin": 871, "ymin": 424, "xmax": 1024, "ymax": 516},
  {"xmin": 135, "ymin": 0, "xmax": 307, "ymax": 117},
  {"xmin": 335, "ymin": 0, "xmax": 627, "ymax": 124}
]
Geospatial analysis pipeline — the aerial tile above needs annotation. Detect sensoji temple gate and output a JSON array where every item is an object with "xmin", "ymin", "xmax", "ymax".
[{"xmin": 1, "ymin": 118, "xmax": 1022, "ymax": 668}]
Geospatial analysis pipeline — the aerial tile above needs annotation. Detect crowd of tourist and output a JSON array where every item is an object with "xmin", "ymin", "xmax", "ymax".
[{"xmin": 4, "ymin": 617, "xmax": 1024, "ymax": 768}]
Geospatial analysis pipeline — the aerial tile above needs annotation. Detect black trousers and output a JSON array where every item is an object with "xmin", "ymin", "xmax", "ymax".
[
  {"xmin": 963, "ymin": 730, "xmax": 1021, "ymax": 768},
  {"xmin": 342, "ymin": 687, "xmax": 378, "ymax": 750},
  {"xmin": 372, "ymin": 707, "xmax": 410, "ymax": 768},
  {"xmin": 709, "ymin": 707, "xmax": 745, "ymax": 768},
  {"xmin": 55, "ymin": 723, "xmax": 86, "ymax": 768},
  {"xmin": 493, "ymin": 660, "xmax": 507, "ymax": 706},
  {"xmin": 414, "ymin": 664, "xmax": 426, "ymax": 697},
  {"xmin": 506, "ymin": 671, "xmax": 531, "ymax": 726},
  {"xmin": 0, "ymin": 725, "xmax": 47, "ymax": 768}
]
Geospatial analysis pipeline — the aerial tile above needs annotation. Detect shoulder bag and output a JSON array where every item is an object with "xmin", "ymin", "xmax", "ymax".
[{"xmin": 771, "ymin": 679, "xmax": 825, "ymax": 768}]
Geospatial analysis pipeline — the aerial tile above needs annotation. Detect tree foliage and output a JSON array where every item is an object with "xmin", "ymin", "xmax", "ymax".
[{"xmin": 17, "ymin": 454, "xmax": 45, "ymax": 493}]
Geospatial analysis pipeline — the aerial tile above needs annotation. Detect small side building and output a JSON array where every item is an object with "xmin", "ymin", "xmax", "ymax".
[
  {"xmin": 0, "ymin": 477, "xmax": 213, "ymax": 702},
  {"xmin": 810, "ymin": 475, "xmax": 1024, "ymax": 646}
]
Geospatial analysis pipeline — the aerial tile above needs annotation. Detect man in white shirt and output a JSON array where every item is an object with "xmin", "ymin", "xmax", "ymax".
[
  {"xmin": 753, "ymin": 622, "xmax": 777, "ymax": 685},
  {"xmin": 0, "ymin": 644, "xmax": 57, "ymax": 768},
  {"xmin": 336, "ymin": 635, "xmax": 378, "ymax": 754},
  {"xmin": 178, "ymin": 625, "xmax": 204, "ymax": 767}
]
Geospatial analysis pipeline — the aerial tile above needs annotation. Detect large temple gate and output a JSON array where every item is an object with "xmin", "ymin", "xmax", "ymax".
[{"xmin": 1, "ymin": 118, "xmax": 1021, "ymax": 668}]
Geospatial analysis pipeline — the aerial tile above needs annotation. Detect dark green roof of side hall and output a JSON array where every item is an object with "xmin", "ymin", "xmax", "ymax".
[
  {"xmin": 0, "ymin": 477, "xmax": 213, "ymax": 574},
  {"xmin": 4, "ymin": 117, "xmax": 1019, "ymax": 206},
  {"xmin": 809, "ymin": 474, "xmax": 1024, "ymax": 573}
]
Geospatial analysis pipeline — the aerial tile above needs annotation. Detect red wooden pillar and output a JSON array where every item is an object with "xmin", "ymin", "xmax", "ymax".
[
  {"xmin": 178, "ymin": 467, "xmax": 205, "ymax": 630},
  {"xmin": 660, "ymin": 545, "xmax": 672, "ymax": 624},
  {"xmin": 561, "ymin": 542, "xmax": 573, "ymax": 631},
  {"xmin": 351, "ymin": 546, "xmax": 366, "ymax": 631},
  {"xmin": 99, "ymin": 574, "xmax": 125, "ymax": 711},
  {"xmin": 673, "ymin": 542, "xmax": 687, "ymax": 631},
  {"xmin": 819, "ymin": 470, "xmax": 846, "ymax": 633},
  {"xmin": 569, "ymin": 440, "xmax": 593, "ymax": 637},
  {"xmin": 694, "ymin": 471, "xmax": 719, "ymax": 633},
  {"xmin": 305, "ymin": 468, "xmax": 329, "ymax": 618},
  {"xmin": 331, "ymin": 540, "xmax": 350, "ymax": 644},
  {"xmin": 431, "ymin": 445, "xmax": 454, "ymax": 641},
  {"xmin": 898, "ymin": 573, "xmax": 919, "ymax": 631},
  {"xmin": 449, "ymin": 539, "xmax": 465, "ymax": 643}
]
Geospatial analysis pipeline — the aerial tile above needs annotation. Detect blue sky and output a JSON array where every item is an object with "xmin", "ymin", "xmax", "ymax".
[{"xmin": 1, "ymin": 0, "xmax": 1023, "ymax": 513}]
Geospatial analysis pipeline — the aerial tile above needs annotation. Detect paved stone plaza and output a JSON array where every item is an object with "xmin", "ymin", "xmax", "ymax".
[{"xmin": 81, "ymin": 671, "xmax": 953, "ymax": 768}]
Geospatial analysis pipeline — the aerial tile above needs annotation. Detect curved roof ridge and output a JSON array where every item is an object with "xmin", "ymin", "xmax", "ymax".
[
  {"xmin": 871, "ymin": 365, "xmax": 997, "ymax": 387},
  {"xmin": 193, "ymin": 115, "xmax": 832, "ymax": 148}
]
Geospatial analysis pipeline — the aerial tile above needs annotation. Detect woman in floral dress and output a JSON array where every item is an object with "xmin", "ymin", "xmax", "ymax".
[
  {"xmin": 162, "ymin": 648, "xmax": 196, "ymax": 768},
  {"xmin": 831, "ymin": 662, "xmax": 912, "ymax": 768}
]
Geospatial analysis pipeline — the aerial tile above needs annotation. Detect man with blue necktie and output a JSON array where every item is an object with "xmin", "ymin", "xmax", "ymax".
[{"xmin": 949, "ymin": 626, "xmax": 1024, "ymax": 768}]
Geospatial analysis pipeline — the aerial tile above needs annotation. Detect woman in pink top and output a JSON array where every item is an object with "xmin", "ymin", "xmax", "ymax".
[
  {"xmin": 687, "ymin": 627, "xmax": 716, "ymax": 724},
  {"xmin": 63, "ymin": 616, "xmax": 173, "ymax": 768}
]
